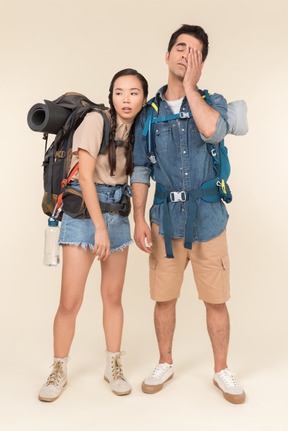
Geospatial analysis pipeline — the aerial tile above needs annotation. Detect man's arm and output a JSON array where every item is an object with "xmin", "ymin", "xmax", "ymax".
[
  {"xmin": 183, "ymin": 48, "xmax": 226, "ymax": 138},
  {"xmin": 132, "ymin": 183, "xmax": 152, "ymax": 253},
  {"xmin": 131, "ymin": 111, "xmax": 153, "ymax": 254}
]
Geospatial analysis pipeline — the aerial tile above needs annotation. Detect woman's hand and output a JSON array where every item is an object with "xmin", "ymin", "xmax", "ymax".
[
  {"xmin": 93, "ymin": 225, "xmax": 110, "ymax": 261},
  {"xmin": 78, "ymin": 149, "xmax": 110, "ymax": 261}
]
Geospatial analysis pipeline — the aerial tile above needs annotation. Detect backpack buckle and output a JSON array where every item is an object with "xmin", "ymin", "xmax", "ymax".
[
  {"xmin": 55, "ymin": 150, "xmax": 66, "ymax": 159},
  {"xmin": 211, "ymin": 149, "xmax": 217, "ymax": 157},
  {"xmin": 170, "ymin": 191, "xmax": 186, "ymax": 202},
  {"xmin": 148, "ymin": 153, "xmax": 156, "ymax": 164},
  {"xmin": 179, "ymin": 112, "xmax": 190, "ymax": 119}
]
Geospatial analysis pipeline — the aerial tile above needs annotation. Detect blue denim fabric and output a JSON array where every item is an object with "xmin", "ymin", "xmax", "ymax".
[
  {"xmin": 58, "ymin": 182, "xmax": 132, "ymax": 252},
  {"xmin": 131, "ymin": 86, "xmax": 229, "ymax": 243}
]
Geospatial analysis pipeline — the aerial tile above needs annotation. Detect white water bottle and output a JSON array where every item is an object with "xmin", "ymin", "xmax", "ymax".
[{"xmin": 44, "ymin": 218, "xmax": 60, "ymax": 266}]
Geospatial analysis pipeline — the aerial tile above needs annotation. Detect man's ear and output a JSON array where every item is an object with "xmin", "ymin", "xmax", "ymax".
[{"xmin": 165, "ymin": 51, "xmax": 169, "ymax": 65}]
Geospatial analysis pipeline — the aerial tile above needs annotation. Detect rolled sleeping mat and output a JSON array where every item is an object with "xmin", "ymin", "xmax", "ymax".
[
  {"xmin": 227, "ymin": 100, "xmax": 248, "ymax": 136},
  {"xmin": 27, "ymin": 100, "xmax": 72, "ymax": 134}
]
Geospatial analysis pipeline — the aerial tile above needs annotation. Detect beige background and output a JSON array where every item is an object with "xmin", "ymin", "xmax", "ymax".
[{"xmin": 1, "ymin": 0, "xmax": 288, "ymax": 430}]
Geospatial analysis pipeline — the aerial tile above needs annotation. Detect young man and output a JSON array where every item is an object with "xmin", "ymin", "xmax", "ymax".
[{"xmin": 131, "ymin": 25, "xmax": 247, "ymax": 404}]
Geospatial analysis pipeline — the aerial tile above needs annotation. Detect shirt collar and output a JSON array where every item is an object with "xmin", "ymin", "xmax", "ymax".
[
  {"xmin": 115, "ymin": 115, "xmax": 132, "ymax": 141},
  {"xmin": 116, "ymin": 116, "xmax": 133, "ymax": 129},
  {"xmin": 155, "ymin": 84, "xmax": 199, "ymax": 104},
  {"xmin": 156, "ymin": 85, "xmax": 168, "ymax": 102}
]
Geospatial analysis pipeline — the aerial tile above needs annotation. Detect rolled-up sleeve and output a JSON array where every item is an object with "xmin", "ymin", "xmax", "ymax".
[
  {"xmin": 131, "ymin": 109, "xmax": 152, "ymax": 186},
  {"xmin": 130, "ymin": 166, "xmax": 151, "ymax": 185},
  {"xmin": 200, "ymin": 93, "xmax": 228, "ymax": 144}
]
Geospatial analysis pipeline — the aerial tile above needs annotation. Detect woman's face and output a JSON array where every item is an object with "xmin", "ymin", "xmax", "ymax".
[{"xmin": 112, "ymin": 75, "xmax": 146, "ymax": 124}]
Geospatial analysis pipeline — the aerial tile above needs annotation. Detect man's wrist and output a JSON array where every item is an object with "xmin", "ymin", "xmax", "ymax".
[
  {"xmin": 134, "ymin": 215, "xmax": 146, "ymax": 224},
  {"xmin": 184, "ymin": 85, "xmax": 199, "ymax": 98}
]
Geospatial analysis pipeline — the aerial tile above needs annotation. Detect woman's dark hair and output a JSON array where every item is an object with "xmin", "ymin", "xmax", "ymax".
[
  {"xmin": 107, "ymin": 68, "xmax": 148, "ymax": 176},
  {"xmin": 168, "ymin": 24, "xmax": 209, "ymax": 62}
]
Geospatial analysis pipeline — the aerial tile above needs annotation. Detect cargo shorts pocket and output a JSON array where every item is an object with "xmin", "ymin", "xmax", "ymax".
[
  {"xmin": 221, "ymin": 255, "xmax": 230, "ymax": 298},
  {"xmin": 192, "ymin": 254, "xmax": 230, "ymax": 303},
  {"xmin": 149, "ymin": 255, "xmax": 157, "ymax": 270}
]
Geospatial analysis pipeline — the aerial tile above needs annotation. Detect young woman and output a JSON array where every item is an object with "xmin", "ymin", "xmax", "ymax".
[{"xmin": 38, "ymin": 69, "xmax": 148, "ymax": 401}]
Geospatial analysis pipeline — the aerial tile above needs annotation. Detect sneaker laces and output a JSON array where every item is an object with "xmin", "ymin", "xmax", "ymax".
[
  {"xmin": 111, "ymin": 352, "xmax": 125, "ymax": 381},
  {"xmin": 218, "ymin": 369, "xmax": 237, "ymax": 388},
  {"xmin": 46, "ymin": 361, "xmax": 64, "ymax": 386},
  {"xmin": 151, "ymin": 363, "xmax": 171, "ymax": 379}
]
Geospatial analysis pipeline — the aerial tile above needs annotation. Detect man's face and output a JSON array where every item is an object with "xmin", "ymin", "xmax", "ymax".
[{"xmin": 165, "ymin": 34, "xmax": 204, "ymax": 80}]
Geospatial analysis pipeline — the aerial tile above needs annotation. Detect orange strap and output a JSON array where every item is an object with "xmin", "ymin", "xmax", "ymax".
[
  {"xmin": 56, "ymin": 163, "xmax": 79, "ymax": 212},
  {"xmin": 61, "ymin": 162, "xmax": 79, "ymax": 188}
]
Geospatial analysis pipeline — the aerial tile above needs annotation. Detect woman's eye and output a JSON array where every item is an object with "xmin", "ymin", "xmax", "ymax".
[
  {"xmin": 115, "ymin": 92, "xmax": 122, "ymax": 96},
  {"xmin": 131, "ymin": 92, "xmax": 139, "ymax": 96}
]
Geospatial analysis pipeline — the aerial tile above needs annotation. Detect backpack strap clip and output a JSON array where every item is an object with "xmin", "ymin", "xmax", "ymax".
[
  {"xmin": 210, "ymin": 148, "xmax": 217, "ymax": 157},
  {"xmin": 170, "ymin": 191, "xmax": 186, "ymax": 203},
  {"xmin": 147, "ymin": 153, "xmax": 157, "ymax": 164},
  {"xmin": 217, "ymin": 179, "xmax": 232, "ymax": 203},
  {"xmin": 179, "ymin": 111, "xmax": 190, "ymax": 119},
  {"xmin": 55, "ymin": 150, "xmax": 66, "ymax": 159}
]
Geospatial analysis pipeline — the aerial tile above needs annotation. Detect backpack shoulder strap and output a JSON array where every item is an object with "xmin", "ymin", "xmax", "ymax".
[
  {"xmin": 198, "ymin": 89, "xmax": 212, "ymax": 104},
  {"xmin": 141, "ymin": 98, "xmax": 159, "ymax": 168},
  {"xmin": 95, "ymin": 108, "xmax": 111, "ymax": 154},
  {"xmin": 142, "ymin": 97, "xmax": 158, "ymax": 136}
]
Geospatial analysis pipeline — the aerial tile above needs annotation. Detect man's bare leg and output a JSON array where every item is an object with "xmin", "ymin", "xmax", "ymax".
[
  {"xmin": 154, "ymin": 298, "xmax": 177, "ymax": 364},
  {"xmin": 204, "ymin": 302, "xmax": 230, "ymax": 372},
  {"xmin": 141, "ymin": 298, "xmax": 177, "ymax": 394}
]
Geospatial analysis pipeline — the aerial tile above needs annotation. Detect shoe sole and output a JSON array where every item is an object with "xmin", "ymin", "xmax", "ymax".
[
  {"xmin": 38, "ymin": 381, "xmax": 67, "ymax": 402},
  {"xmin": 213, "ymin": 379, "xmax": 246, "ymax": 404},
  {"xmin": 142, "ymin": 373, "xmax": 174, "ymax": 394},
  {"xmin": 104, "ymin": 376, "xmax": 131, "ymax": 396}
]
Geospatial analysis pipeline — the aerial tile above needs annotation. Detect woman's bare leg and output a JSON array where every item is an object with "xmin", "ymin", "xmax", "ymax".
[
  {"xmin": 100, "ymin": 247, "xmax": 128, "ymax": 352},
  {"xmin": 53, "ymin": 245, "xmax": 95, "ymax": 357}
]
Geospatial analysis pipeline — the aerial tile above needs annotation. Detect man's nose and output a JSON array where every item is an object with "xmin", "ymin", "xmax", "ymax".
[{"xmin": 182, "ymin": 48, "xmax": 189, "ymax": 61}]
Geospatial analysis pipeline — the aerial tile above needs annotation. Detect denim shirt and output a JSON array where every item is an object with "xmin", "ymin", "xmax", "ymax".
[{"xmin": 131, "ymin": 85, "xmax": 229, "ymax": 243}]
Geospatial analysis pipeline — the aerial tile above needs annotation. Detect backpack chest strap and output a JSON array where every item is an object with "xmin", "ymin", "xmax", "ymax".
[{"xmin": 142, "ymin": 112, "xmax": 192, "ymax": 137}]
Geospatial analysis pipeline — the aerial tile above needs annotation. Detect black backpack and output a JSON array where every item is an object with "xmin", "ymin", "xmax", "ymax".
[{"xmin": 28, "ymin": 92, "xmax": 110, "ymax": 220}]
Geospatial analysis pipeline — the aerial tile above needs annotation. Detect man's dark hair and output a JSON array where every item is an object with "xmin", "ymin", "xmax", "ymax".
[{"xmin": 167, "ymin": 25, "xmax": 209, "ymax": 62}]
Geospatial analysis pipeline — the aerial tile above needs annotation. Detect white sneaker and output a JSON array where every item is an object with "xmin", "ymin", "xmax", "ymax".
[
  {"xmin": 104, "ymin": 351, "xmax": 131, "ymax": 396},
  {"xmin": 38, "ymin": 357, "xmax": 68, "ymax": 402},
  {"xmin": 142, "ymin": 363, "xmax": 174, "ymax": 394},
  {"xmin": 213, "ymin": 368, "xmax": 245, "ymax": 404}
]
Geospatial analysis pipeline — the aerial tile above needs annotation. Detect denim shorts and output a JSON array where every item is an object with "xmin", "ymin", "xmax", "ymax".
[{"xmin": 58, "ymin": 182, "xmax": 133, "ymax": 253}]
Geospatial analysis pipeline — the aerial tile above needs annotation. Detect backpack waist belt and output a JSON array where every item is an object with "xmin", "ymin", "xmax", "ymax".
[
  {"xmin": 154, "ymin": 183, "xmax": 219, "ymax": 259},
  {"xmin": 59, "ymin": 181, "xmax": 131, "ymax": 219},
  {"xmin": 99, "ymin": 201, "xmax": 128, "ymax": 214}
]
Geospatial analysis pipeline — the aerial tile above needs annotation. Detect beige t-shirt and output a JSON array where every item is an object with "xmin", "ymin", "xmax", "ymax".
[{"xmin": 70, "ymin": 111, "xmax": 132, "ymax": 185}]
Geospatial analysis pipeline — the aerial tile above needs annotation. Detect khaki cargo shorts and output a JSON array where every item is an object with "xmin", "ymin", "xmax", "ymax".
[{"xmin": 149, "ymin": 223, "xmax": 230, "ymax": 304}]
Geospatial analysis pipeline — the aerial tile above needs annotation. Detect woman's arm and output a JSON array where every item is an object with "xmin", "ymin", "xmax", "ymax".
[{"xmin": 78, "ymin": 148, "xmax": 110, "ymax": 261}]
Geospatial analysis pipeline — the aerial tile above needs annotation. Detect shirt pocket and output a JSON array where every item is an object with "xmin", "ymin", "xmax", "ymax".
[
  {"xmin": 189, "ymin": 123, "xmax": 207, "ymax": 153},
  {"xmin": 154, "ymin": 123, "xmax": 170, "ymax": 154}
]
